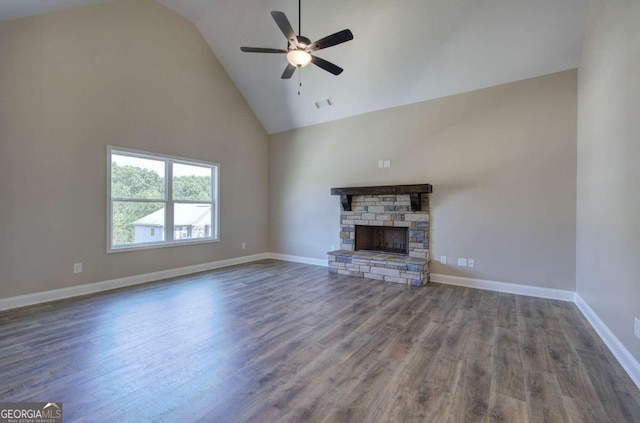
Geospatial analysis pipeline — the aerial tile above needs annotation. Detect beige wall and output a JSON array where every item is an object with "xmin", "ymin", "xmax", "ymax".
[
  {"xmin": 0, "ymin": 0, "xmax": 269, "ymax": 299},
  {"xmin": 577, "ymin": 0, "xmax": 640, "ymax": 361},
  {"xmin": 270, "ymin": 70, "xmax": 577, "ymax": 290}
]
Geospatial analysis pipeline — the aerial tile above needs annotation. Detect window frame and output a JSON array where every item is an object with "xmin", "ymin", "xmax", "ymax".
[{"xmin": 107, "ymin": 146, "xmax": 220, "ymax": 253}]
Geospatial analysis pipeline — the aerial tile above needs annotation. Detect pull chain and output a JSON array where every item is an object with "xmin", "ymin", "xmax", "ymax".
[
  {"xmin": 297, "ymin": 0, "xmax": 303, "ymax": 96},
  {"xmin": 298, "ymin": 0, "xmax": 301, "ymax": 35}
]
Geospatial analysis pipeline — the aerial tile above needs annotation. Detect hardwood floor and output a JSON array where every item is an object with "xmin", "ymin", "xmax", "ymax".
[{"xmin": 1, "ymin": 259, "xmax": 639, "ymax": 422}]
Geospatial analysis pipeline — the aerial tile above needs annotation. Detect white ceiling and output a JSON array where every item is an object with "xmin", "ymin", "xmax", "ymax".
[{"xmin": 1, "ymin": 0, "xmax": 590, "ymax": 134}]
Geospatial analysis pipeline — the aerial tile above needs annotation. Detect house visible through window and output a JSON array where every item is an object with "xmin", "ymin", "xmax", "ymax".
[{"xmin": 108, "ymin": 146, "xmax": 219, "ymax": 252}]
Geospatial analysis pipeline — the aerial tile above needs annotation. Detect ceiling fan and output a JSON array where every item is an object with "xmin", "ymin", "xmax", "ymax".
[{"xmin": 240, "ymin": 0, "xmax": 353, "ymax": 79}]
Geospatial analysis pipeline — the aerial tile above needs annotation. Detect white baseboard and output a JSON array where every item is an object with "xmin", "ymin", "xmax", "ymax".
[
  {"xmin": 575, "ymin": 294, "xmax": 640, "ymax": 389},
  {"xmin": 267, "ymin": 253, "xmax": 328, "ymax": 267},
  {"xmin": 430, "ymin": 273, "xmax": 576, "ymax": 302},
  {"xmin": 0, "ymin": 253, "xmax": 269, "ymax": 312}
]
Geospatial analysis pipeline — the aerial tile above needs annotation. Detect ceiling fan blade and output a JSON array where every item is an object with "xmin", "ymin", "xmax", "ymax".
[
  {"xmin": 240, "ymin": 47, "xmax": 287, "ymax": 53},
  {"xmin": 281, "ymin": 64, "xmax": 297, "ymax": 79},
  {"xmin": 271, "ymin": 11, "xmax": 298, "ymax": 47},
  {"xmin": 309, "ymin": 29, "xmax": 353, "ymax": 51},
  {"xmin": 311, "ymin": 56, "xmax": 343, "ymax": 75}
]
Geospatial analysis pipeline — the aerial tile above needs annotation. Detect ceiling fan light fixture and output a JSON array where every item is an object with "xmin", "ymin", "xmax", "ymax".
[{"xmin": 287, "ymin": 50, "xmax": 312, "ymax": 68}]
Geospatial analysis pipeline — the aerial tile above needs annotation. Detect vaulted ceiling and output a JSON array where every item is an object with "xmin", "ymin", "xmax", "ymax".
[{"xmin": 0, "ymin": 0, "xmax": 590, "ymax": 134}]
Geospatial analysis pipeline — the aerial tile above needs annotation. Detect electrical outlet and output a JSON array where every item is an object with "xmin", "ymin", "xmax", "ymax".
[
  {"xmin": 440, "ymin": 256, "xmax": 447, "ymax": 264},
  {"xmin": 457, "ymin": 258, "xmax": 467, "ymax": 267},
  {"xmin": 241, "ymin": 242, "xmax": 246, "ymax": 249},
  {"xmin": 73, "ymin": 263, "xmax": 82, "ymax": 273},
  {"xmin": 468, "ymin": 259, "xmax": 475, "ymax": 268},
  {"xmin": 634, "ymin": 317, "xmax": 640, "ymax": 339}
]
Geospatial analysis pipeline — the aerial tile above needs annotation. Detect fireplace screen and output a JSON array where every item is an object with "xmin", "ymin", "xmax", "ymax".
[{"xmin": 355, "ymin": 225, "xmax": 408, "ymax": 254}]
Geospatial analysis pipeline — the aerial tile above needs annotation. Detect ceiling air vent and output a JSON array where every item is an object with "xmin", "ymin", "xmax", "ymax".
[{"xmin": 315, "ymin": 98, "xmax": 333, "ymax": 109}]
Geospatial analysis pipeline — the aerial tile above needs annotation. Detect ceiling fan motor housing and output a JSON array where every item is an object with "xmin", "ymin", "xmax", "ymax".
[{"xmin": 292, "ymin": 35, "xmax": 311, "ymax": 51}]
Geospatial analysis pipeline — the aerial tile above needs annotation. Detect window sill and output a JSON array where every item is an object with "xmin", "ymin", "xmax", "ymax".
[{"xmin": 107, "ymin": 237, "xmax": 220, "ymax": 254}]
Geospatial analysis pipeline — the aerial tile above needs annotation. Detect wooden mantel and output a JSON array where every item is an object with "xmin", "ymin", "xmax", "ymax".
[{"xmin": 330, "ymin": 184, "xmax": 433, "ymax": 212}]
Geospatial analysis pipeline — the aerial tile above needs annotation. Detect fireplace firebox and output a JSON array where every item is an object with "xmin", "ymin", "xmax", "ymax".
[{"xmin": 355, "ymin": 225, "xmax": 408, "ymax": 255}]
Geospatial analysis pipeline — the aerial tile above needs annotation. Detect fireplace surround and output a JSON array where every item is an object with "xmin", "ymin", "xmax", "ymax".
[{"xmin": 328, "ymin": 184, "xmax": 432, "ymax": 286}]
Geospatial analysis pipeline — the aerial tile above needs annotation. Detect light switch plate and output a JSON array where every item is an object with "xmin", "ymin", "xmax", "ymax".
[{"xmin": 457, "ymin": 258, "xmax": 467, "ymax": 267}]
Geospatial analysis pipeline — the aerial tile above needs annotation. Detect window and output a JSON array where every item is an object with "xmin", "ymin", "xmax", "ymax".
[{"xmin": 107, "ymin": 146, "xmax": 219, "ymax": 252}]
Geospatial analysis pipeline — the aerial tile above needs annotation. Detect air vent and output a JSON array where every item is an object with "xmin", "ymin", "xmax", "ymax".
[{"xmin": 315, "ymin": 98, "xmax": 333, "ymax": 109}]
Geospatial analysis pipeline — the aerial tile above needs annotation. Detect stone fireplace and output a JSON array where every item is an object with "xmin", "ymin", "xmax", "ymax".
[{"xmin": 328, "ymin": 184, "xmax": 432, "ymax": 286}]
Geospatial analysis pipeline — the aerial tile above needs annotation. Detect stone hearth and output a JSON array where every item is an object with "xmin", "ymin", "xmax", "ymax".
[
  {"xmin": 328, "ymin": 185, "xmax": 431, "ymax": 286},
  {"xmin": 328, "ymin": 250, "xmax": 429, "ymax": 286}
]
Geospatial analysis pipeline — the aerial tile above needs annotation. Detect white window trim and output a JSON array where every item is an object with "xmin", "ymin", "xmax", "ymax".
[{"xmin": 107, "ymin": 145, "xmax": 220, "ymax": 253}]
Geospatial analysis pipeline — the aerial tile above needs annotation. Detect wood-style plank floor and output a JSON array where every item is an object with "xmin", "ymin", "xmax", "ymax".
[{"xmin": 1, "ymin": 259, "xmax": 639, "ymax": 422}]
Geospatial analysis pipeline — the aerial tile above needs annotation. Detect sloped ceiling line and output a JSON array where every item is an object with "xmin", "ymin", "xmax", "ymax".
[{"xmin": 1, "ymin": 0, "xmax": 590, "ymax": 134}]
